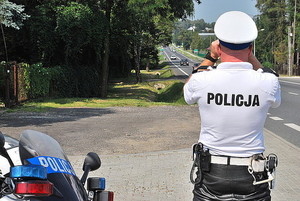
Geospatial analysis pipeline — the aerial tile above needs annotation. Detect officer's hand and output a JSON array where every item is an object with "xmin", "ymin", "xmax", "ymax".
[
  {"xmin": 209, "ymin": 40, "xmax": 220, "ymax": 60},
  {"xmin": 248, "ymin": 52, "xmax": 263, "ymax": 70}
]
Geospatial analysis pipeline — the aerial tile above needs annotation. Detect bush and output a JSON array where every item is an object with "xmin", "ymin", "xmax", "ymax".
[
  {"xmin": 48, "ymin": 65, "xmax": 74, "ymax": 98},
  {"xmin": 24, "ymin": 63, "xmax": 52, "ymax": 98},
  {"xmin": 49, "ymin": 65, "xmax": 101, "ymax": 98},
  {"xmin": 262, "ymin": 61, "xmax": 273, "ymax": 68}
]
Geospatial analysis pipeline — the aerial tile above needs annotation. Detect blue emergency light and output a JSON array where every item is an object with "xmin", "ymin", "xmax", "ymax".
[
  {"xmin": 10, "ymin": 165, "xmax": 47, "ymax": 179},
  {"xmin": 99, "ymin": 177, "xmax": 106, "ymax": 190},
  {"xmin": 87, "ymin": 177, "xmax": 106, "ymax": 191}
]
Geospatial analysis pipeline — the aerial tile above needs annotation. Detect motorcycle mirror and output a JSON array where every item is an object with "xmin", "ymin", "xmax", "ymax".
[
  {"xmin": 81, "ymin": 152, "xmax": 101, "ymax": 185},
  {"xmin": 83, "ymin": 152, "xmax": 101, "ymax": 171},
  {"xmin": 0, "ymin": 132, "xmax": 5, "ymax": 148}
]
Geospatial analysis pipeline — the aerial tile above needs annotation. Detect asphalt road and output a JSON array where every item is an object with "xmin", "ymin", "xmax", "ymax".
[
  {"xmin": 0, "ymin": 106, "xmax": 201, "ymax": 156},
  {"xmin": 163, "ymin": 46, "xmax": 203, "ymax": 76},
  {"xmin": 265, "ymin": 77, "xmax": 300, "ymax": 147}
]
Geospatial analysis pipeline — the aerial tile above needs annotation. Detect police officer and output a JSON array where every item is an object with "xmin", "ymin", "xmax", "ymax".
[{"xmin": 184, "ymin": 11, "xmax": 281, "ymax": 201}]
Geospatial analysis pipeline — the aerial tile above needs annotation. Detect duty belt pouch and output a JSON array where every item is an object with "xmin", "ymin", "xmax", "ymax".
[
  {"xmin": 248, "ymin": 154, "xmax": 268, "ymax": 184},
  {"xmin": 200, "ymin": 149, "xmax": 211, "ymax": 172},
  {"xmin": 190, "ymin": 143, "xmax": 211, "ymax": 184},
  {"xmin": 190, "ymin": 143, "xmax": 203, "ymax": 184},
  {"xmin": 251, "ymin": 154, "xmax": 265, "ymax": 173}
]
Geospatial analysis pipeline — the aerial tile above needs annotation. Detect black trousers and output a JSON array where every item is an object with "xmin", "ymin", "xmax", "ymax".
[{"xmin": 193, "ymin": 164, "xmax": 271, "ymax": 201}]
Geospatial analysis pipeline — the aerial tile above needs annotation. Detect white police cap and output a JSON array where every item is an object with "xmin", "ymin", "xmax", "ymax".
[{"xmin": 214, "ymin": 11, "xmax": 258, "ymax": 49}]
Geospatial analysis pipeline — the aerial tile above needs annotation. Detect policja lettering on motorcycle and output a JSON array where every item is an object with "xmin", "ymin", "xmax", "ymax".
[{"xmin": 27, "ymin": 156, "xmax": 76, "ymax": 176}]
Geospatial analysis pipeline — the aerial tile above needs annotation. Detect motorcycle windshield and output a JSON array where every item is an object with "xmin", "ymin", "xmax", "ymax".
[{"xmin": 18, "ymin": 130, "xmax": 88, "ymax": 201}]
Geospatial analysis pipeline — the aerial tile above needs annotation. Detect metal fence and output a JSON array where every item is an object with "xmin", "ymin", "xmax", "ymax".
[{"xmin": 1, "ymin": 62, "xmax": 28, "ymax": 108}]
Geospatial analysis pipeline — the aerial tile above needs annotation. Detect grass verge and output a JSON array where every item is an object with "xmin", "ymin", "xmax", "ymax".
[{"xmin": 1, "ymin": 65, "xmax": 187, "ymax": 112}]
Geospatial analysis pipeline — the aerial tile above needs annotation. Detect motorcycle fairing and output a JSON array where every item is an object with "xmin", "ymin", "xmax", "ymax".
[{"xmin": 17, "ymin": 130, "xmax": 88, "ymax": 201}]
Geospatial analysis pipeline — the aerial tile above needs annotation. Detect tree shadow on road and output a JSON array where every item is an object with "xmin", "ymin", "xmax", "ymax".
[{"xmin": 0, "ymin": 107, "xmax": 115, "ymax": 128}]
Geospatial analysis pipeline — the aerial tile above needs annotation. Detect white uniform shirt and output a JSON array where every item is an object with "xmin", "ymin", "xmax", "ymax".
[{"xmin": 184, "ymin": 62, "xmax": 281, "ymax": 157}]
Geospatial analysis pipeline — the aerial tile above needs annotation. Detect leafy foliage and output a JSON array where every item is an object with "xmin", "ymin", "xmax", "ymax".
[
  {"xmin": 0, "ymin": 0, "xmax": 29, "ymax": 29},
  {"xmin": 255, "ymin": 0, "xmax": 300, "ymax": 75},
  {"xmin": 56, "ymin": 2, "xmax": 107, "ymax": 66},
  {"xmin": 255, "ymin": 0, "xmax": 287, "ymax": 67},
  {"xmin": 24, "ymin": 63, "xmax": 52, "ymax": 98},
  {"xmin": 1, "ymin": 0, "xmax": 198, "ymax": 102},
  {"xmin": 28, "ymin": 1, "xmax": 62, "ymax": 65}
]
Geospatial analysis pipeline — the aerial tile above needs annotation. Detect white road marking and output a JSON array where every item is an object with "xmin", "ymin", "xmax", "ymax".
[
  {"xmin": 288, "ymin": 92, "xmax": 299, "ymax": 96},
  {"xmin": 164, "ymin": 52, "xmax": 189, "ymax": 76},
  {"xmin": 280, "ymin": 80, "xmax": 300, "ymax": 86},
  {"xmin": 269, "ymin": 116, "xmax": 283, "ymax": 120},
  {"xmin": 285, "ymin": 123, "xmax": 300, "ymax": 132}
]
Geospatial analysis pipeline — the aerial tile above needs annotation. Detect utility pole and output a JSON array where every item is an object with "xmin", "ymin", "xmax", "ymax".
[
  {"xmin": 288, "ymin": 26, "xmax": 292, "ymax": 76},
  {"xmin": 293, "ymin": 0, "xmax": 296, "ymax": 46},
  {"xmin": 291, "ymin": 0, "xmax": 297, "ymax": 76}
]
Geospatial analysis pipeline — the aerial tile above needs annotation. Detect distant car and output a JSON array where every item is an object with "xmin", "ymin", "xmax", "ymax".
[
  {"xmin": 170, "ymin": 55, "xmax": 177, "ymax": 60},
  {"xmin": 180, "ymin": 59, "xmax": 189, "ymax": 66}
]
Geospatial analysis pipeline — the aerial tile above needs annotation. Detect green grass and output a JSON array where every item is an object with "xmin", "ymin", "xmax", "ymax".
[
  {"xmin": 139, "ymin": 64, "xmax": 173, "ymax": 79},
  {"xmin": 1, "ymin": 66, "xmax": 187, "ymax": 112},
  {"xmin": 156, "ymin": 81, "xmax": 185, "ymax": 104}
]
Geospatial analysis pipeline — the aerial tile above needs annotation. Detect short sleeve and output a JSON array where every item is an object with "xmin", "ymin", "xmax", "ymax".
[
  {"xmin": 184, "ymin": 76, "xmax": 198, "ymax": 104},
  {"xmin": 271, "ymin": 78, "xmax": 281, "ymax": 108}
]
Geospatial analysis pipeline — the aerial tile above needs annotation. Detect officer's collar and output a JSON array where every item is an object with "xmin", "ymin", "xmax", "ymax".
[{"xmin": 216, "ymin": 62, "xmax": 253, "ymax": 70}]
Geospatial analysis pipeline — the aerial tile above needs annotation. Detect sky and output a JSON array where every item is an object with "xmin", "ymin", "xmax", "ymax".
[{"xmin": 191, "ymin": 0, "xmax": 259, "ymax": 23}]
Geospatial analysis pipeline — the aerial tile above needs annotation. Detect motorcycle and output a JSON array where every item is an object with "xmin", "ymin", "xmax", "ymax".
[{"xmin": 0, "ymin": 130, "xmax": 114, "ymax": 201}]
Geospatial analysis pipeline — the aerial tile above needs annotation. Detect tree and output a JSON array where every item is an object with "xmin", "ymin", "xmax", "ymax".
[
  {"xmin": 177, "ymin": 29, "xmax": 193, "ymax": 50},
  {"xmin": 190, "ymin": 32, "xmax": 202, "ymax": 51},
  {"xmin": 0, "ymin": 0, "xmax": 29, "ymax": 107},
  {"xmin": 255, "ymin": 0, "xmax": 287, "ymax": 72},
  {"xmin": 168, "ymin": 0, "xmax": 199, "ymax": 19},
  {"xmin": 0, "ymin": 0, "xmax": 29, "ymax": 62},
  {"xmin": 56, "ymin": 2, "xmax": 108, "ymax": 97},
  {"xmin": 0, "ymin": 0, "xmax": 29, "ymax": 30},
  {"xmin": 100, "ymin": 0, "xmax": 112, "ymax": 98},
  {"xmin": 127, "ymin": 0, "xmax": 152, "ymax": 82}
]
